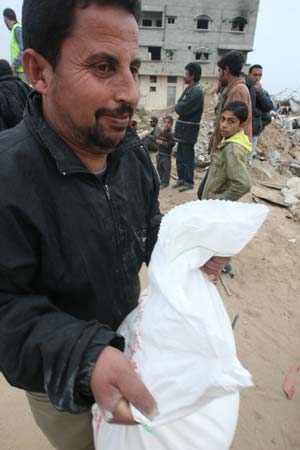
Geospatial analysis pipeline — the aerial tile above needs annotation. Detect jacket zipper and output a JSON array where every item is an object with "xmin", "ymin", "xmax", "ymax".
[{"xmin": 99, "ymin": 178, "xmax": 123, "ymax": 319}]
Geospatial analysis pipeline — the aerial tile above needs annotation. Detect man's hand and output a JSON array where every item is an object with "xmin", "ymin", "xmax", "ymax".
[
  {"xmin": 90, "ymin": 346, "xmax": 158, "ymax": 425},
  {"xmin": 254, "ymin": 80, "xmax": 263, "ymax": 92},
  {"xmin": 201, "ymin": 256, "xmax": 230, "ymax": 282}
]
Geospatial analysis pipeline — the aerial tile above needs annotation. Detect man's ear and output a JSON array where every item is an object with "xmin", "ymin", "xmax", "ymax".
[{"xmin": 22, "ymin": 49, "xmax": 54, "ymax": 96}]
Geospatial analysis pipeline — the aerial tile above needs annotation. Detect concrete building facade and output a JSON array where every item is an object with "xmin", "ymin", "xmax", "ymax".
[{"xmin": 138, "ymin": 0, "xmax": 260, "ymax": 110}]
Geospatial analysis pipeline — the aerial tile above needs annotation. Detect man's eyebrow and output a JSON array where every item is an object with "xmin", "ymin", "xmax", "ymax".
[
  {"xmin": 85, "ymin": 52, "xmax": 118, "ymax": 65},
  {"xmin": 84, "ymin": 53, "xmax": 141, "ymax": 68}
]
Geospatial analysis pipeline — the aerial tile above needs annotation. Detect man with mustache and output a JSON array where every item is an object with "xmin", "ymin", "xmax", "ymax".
[{"xmin": 0, "ymin": 1, "xmax": 228, "ymax": 449}]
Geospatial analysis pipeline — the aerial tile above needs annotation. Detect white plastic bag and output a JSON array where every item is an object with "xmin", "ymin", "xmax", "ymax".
[{"xmin": 93, "ymin": 200, "xmax": 268, "ymax": 450}]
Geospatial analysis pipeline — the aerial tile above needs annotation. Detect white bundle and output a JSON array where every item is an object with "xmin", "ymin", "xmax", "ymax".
[{"xmin": 93, "ymin": 200, "xmax": 268, "ymax": 450}]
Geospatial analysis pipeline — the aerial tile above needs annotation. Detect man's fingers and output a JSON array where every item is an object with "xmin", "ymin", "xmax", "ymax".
[
  {"xmin": 90, "ymin": 346, "xmax": 158, "ymax": 423},
  {"xmin": 109, "ymin": 399, "xmax": 137, "ymax": 425},
  {"xmin": 118, "ymin": 367, "xmax": 158, "ymax": 420},
  {"xmin": 201, "ymin": 256, "xmax": 231, "ymax": 279}
]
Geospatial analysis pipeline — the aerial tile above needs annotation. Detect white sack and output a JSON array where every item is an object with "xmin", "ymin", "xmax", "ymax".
[{"xmin": 93, "ymin": 200, "xmax": 268, "ymax": 450}]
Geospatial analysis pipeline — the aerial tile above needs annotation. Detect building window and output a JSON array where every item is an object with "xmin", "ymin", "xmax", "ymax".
[
  {"xmin": 140, "ymin": 11, "xmax": 163, "ymax": 28},
  {"xmin": 231, "ymin": 16, "xmax": 247, "ymax": 32},
  {"xmin": 142, "ymin": 19, "xmax": 152, "ymax": 27},
  {"xmin": 195, "ymin": 47, "xmax": 210, "ymax": 62},
  {"xmin": 167, "ymin": 17, "xmax": 176, "ymax": 24},
  {"xmin": 167, "ymin": 76, "xmax": 177, "ymax": 83},
  {"xmin": 148, "ymin": 47, "xmax": 161, "ymax": 61},
  {"xmin": 150, "ymin": 75, "xmax": 157, "ymax": 83},
  {"xmin": 150, "ymin": 86, "xmax": 157, "ymax": 92},
  {"xmin": 195, "ymin": 52, "xmax": 209, "ymax": 61},
  {"xmin": 196, "ymin": 14, "xmax": 212, "ymax": 30}
]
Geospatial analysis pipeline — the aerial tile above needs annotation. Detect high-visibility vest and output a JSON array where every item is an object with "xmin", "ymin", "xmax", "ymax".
[{"xmin": 10, "ymin": 23, "xmax": 23, "ymax": 73}]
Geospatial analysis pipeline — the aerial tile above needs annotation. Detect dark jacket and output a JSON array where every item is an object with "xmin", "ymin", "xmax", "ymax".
[
  {"xmin": 0, "ymin": 74, "xmax": 31, "ymax": 131},
  {"xmin": 245, "ymin": 77, "xmax": 273, "ymax": 136},
  {"xmin": 174, "ymin": 82, "xmax": 204, "ymax": 144},
  {"xmin": 0, "ymin": 92, "xmax": 161, "ymax": 413}
]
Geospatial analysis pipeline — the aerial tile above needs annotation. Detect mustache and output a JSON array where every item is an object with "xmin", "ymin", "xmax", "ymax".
[{"xmin": 95, "ymin": 104, "xmax": 134, "ymax": 120}]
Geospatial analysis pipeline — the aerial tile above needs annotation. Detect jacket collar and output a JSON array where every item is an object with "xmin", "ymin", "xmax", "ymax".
[
  {"xmin": 224, "ymin": 77, "xmax": 246, "ymax": 97},
  {"xmin": 23, "ymin": 91, "xmax": 141, "ymax": 175}
]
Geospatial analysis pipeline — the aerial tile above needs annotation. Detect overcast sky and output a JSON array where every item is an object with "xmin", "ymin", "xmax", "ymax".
[{"xmin": 0, "ymin": 0, "xmax": 299, "ymax": 95}]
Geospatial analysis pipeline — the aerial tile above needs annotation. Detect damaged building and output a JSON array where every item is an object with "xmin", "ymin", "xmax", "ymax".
[{"xmin": 138, "ymin": 0, "xmax": 260, "ymax": 110}]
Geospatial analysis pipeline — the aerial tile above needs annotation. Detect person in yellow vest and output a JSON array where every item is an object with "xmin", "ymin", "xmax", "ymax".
[{"xmin": 3, "ymin": 8, "xmax": 27, "ymax": 83}]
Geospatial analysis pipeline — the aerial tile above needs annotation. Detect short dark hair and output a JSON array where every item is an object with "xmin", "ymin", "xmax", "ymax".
[
  {"xmin": 0, "ymin": 59, "xmax": 13, "ymax": 76},
  {"xmin": 249, "ymin": 64, "xmax": 263, "ymax": 74},
  {"xmin": 185, "ymin": 62, "xmax": 202, "ymax": 82},
  {"xmin": 3, "ymin": 8, "xmax": 17, "ymax": 21},
  {"xmin": 22, "ymin": 0, "xmax": 141, "ymax": 68},
  {"xmin": 222, "ymin": 100, "xmax": 249, "ymax": 124},
  {"xmin": 217, "ymin": 51, "xmax": 244, "ymax": 77},
  {"xmin": 164, "ymin": 115, "xmax": 173, "ymax": 125}
]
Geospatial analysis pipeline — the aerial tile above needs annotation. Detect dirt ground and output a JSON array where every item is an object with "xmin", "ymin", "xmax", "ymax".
[{"xmin": 1, "ymin": 154, "xmax": 300, "ymax": 450}]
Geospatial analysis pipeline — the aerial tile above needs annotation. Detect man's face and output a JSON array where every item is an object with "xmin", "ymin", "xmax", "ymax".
[
  {"xmin": 183, "ymin": 70, "xmax": 193, "ymax": 84},
  {"xmin": 249, "ymin": 67, "xmax": 263, "ymax": 84},
  {"xmin": 220, "ymin": 110, "xmax": 241, "ymax": 138},
  {"xmin": 3, "ymin": 16, "xmax": 12, "ymax": 30},
  {"xmin": 217, "ymin": 67, "xmax": 229, "ymax": 87},
  {"xmin": 43, "ymin": 5, "xmax": 140, "ymax": 154},
  {"xmin": 150, "ymin": 119, "xmax": 157, "ymax": 128}
]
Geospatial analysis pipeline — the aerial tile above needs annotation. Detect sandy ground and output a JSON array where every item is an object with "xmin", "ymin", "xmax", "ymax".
[{"xmin": 1, "ymin": 158, "xmax": 300, "ymax": 450}]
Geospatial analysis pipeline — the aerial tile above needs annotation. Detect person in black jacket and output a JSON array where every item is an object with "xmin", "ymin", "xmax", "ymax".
[
  {"xmin": 248, "ymin": 64, "xmax": 273, "ymax": 167},
  {"xmin": 0, "ymin": 59, "xmax": 31, "ymax": 131},
  {"xmin": 0, "ymin": 2, "xmax": 228, "ymax": 449},
  {"xmin": 173, "ymin": 62, "xmax": 204, "ymax": 191}
]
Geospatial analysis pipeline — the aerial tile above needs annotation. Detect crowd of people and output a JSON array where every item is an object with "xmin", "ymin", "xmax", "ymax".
[{"xmin": 0, "ymin": 2, "xmax": 274, "ymax": 450}]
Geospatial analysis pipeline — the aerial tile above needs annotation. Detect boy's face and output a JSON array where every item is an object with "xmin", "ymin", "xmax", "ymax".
[
  {"xmin": 163, "ymin": 118, "xmax": 172, "ymax": 131},
  {"xmin": 220, "ymin": 110, "xmax": 242, "ymax": 138}
]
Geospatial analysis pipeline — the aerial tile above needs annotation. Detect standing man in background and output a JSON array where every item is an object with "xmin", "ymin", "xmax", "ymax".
[
  {"xmin": 248, "ymin": 64, "xmax": 273, "ymax": 167},
  {"xmin": 173, "ymin": 62, "xmax": 204, "ymax": 192},
  {"xmin": 3, "ymin": 8, "xmax": 27, "ymax": 83},
  {"xmin": 210, "ymin": 51, "xmax": 252, "ymax": 154}
]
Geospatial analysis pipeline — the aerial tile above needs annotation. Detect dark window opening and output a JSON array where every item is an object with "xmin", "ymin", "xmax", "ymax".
[
  {"xmin": 142, "ymin": 19, "xmax": 152, "ymax": 27},
  {"xmin": 168, "ymin": 17, "xmax": 176, "ymax": 24},
  {"xmin": 197, "ymin": 19, "xmax": 209, "ymax": 29},
  {"xmin": 150, "ymin": 75, "xmax": 157, "ymax": 83},
  {"xmin": 148, "ymin": 47, "xmax": 161, "ymax": 61},
  {"xmin": 196, "ymin": 52, "xmax": 209, "ymax": 61},
  {"xmin": 150, "ymin": 86, "xmax": 157, "ymax": 92},
  {"xmin": 167, "ymin": 76, "xmax": 177, "ymax": 83},
  {"xmin": 231, "ymin": 17, "xmax": 247, "ymax": 32},
  {"xmin": 156, "ymin": 19, "xmax": 162, "ymax": 27},
  {"xmin": 188, "ymin": 45, "xmax": 191, "ymax": 50}
]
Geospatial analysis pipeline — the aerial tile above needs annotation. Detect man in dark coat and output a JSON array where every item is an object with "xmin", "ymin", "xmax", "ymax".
[
  {"xmin": 0, "ymin": 59, "xmax": 31, "ymax": 131},
  {"xmin": 173, "ymin": 62, "xmax": 204, "ymax": 191},
  {"xmin": 248, "ymin": 64, "xmax": 273, "ymax": 166},
  {"xmin": 0, "ymin": 2, "xmax": 228, "ymax": 448}
]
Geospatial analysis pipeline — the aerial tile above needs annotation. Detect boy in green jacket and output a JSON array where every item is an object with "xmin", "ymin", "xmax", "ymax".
[{"xmin": 198, "ymin": 101, "xmax": 252, "ymax": 201}]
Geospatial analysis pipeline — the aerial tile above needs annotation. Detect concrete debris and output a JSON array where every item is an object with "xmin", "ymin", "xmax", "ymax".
[{"xmin": 281, "ymin": 178, "xmax": 300, "ymax": 206}]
